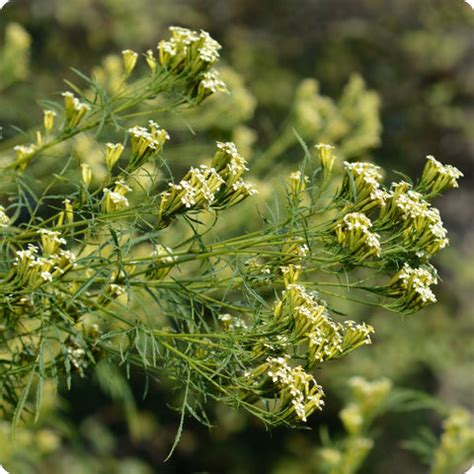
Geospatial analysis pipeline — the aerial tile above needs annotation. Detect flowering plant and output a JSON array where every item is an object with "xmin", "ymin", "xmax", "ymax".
[{"xmin": 0, "ymin": 27, "xmax": 463, "ymax": 438}]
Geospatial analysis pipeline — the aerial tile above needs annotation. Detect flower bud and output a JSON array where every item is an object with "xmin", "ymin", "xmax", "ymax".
[
  {"xmin": 63, "ymin": 199, "xmax": 74, "ymax": 224},
  {"xmin": 122, "ymin": 49, "xmax": 139, "ymax": 76},
  {"xmin": 62, "ymin": 92, "xmax": 90, "ymax": 129},
  {"xmin": 105, "ymin": 142, "xmax": 124, "ymax": 171},
  {"xmin": 103, "ymin": 180, "xmax": 132, "ymax": 213},
  {"xmin": 335, "ymin": 212, "xmax": 381, "ymax": 260},
  {"xmin": 315, "ymin": 143, "xmax": 335, "ymax": 182},
  {"xmin": 145, "ymin": 49, "xmax": 157, "ymax": 72},
  {"xmin": 81, "ymin": 163, "xmax": 92, "ymax": 188},
  {"xmin": 43, "ymin": 109, "xmax": 56, "ymax": 133},
  {"xmin": 288, "ymin": 170, "xmax": 308, "ymax": 201}
]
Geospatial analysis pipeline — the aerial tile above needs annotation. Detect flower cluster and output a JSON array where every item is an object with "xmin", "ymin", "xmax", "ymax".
[
  {"xmin": 0, "ymin": 205, "xmax": 9, "ymax": 228},
  {"xmin": 13, "ymin": 144, "xmax": 37, "ymax": 170},
  {"xmin": 379, "ymin": 182, "xmax": 448, "ymax": 257},
  {"xmin": 386, "ymin": 263, "xmax": 438, "ymax": 313},
  {"xmin": 161, "ymin": 165, "xmax": 224, "ymax": 211},
  {"xmin": 275, "ymin": 279, "xmax": 374, "ymax": 366},
  {"xmin": 250, "ymin": 356, "xmax": 325, "ymax": 422},
  {"xmin": 103, "ymin": 180, "xmax": 132, "ymax": 213},
  {"xmin": 156, "ymin": 26, "xmax": 226, "ymax": 103},
  {"xmin": 196, "ymin": 70, "xmax": 228, "ymax": 102},
  {"xmin": 281, "ymin": 237, "xmax": 309, "ymax": 267},
  {"xmin": 9, "ymin": 230, "xmax": 76, "ymax": 290},
  {"xmin": 66, "ymin": 344, "xmax": 88, "ymax": 377},
  {"xmin": 62, "ymin": 92, "xmax": 91, "ymax": 129},
  {"xmin": 218, "ymin": 313, "xmax": 248, "ymax": 331},
  {"xmin": 211, "ymin": 141, "xmax": 258, "ymax": 205},
  {"xmin": 419, "ymin": 155, "xmax": 463, "ymax": 196},
  {"xmin": 335, "ymin": 212, "xmax": 382, "ymax": 260},
  {"xmin": 238, "ymin": 261, "xmax": 375, "ymax": 424},
  {"xmin": 158, "ymin": 141, "xmax": 257, "ymax": 224},
  {"xmin": 128, "ymin": 120, "xmax": 170, "ymax": 165},
  {"xmin": 158, "ymin": 26, "xmax": 221, "ymax": 76},
  {"xmin": 340, "ymin": 161, "xmax": 387, "ymax": 211}
]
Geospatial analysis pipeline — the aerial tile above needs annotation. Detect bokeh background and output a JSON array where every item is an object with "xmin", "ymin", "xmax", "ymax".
[{"xmin": 0, "ymin": 0, "xmax": 473, "ymax": 472}]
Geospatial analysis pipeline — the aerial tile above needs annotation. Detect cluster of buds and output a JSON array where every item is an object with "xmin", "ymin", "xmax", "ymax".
[
  {"xmin": 210, "ymin": 141, "xmax": 258, "ymax": 207},
  {"xmin": 62, "ymin": 92, "xmax": 91, "ymax": 129},
  {"xmin": 266, "ymin": 356, "xmax": 325, "ymax": 422},
  {"xmin": 281, "ymin": 238, "xmax": 309, "ymax": 267},
  {"xmin": 339, "ymin": 161, "xmax": 387, "ymax": 211},
  {"xmin": 103, "ymin": 180, "xmax": 132, "ymax": 213},
  {"xmin": 9, "ymin": 230, "xmax": 76, "ymax": 289},
  {"xmin": 0, "ymin": 205, "xmax": 9, "ymax": 228},
  {"xmin": 195, "ymin": 70, "xmax": 228, "ymax": 103},
  {"xmin": 155, "ymin": 26, "xmax": 227, "ymax": 104},
  {"xmin": 38, "ymin": 228, "xmax": 66, "ymax": 256},
  {"xmin": 158, "ymin": 26, "xmax": 221, "ymax": 76},
  {"xmin": 158, "ymin": 142, "xmax": 257, "ymax": 225},
  {"xmin": 280, "ymin": 264, "xmax": 302, "ymax": 286},
  {"xmin": 13, "ymin": 144, "xmax": 37, "ymax": 170},
  {"xmin": 158, "ymin": 165, "xmax": 225, "ymax": 219},
  {"xmin": 128, "ymin": 121, "xmax": 169, "ymax": 166},
  {"xmin": 379, "ymin": 183, "xmax": 448, "ymax": 257},
  {"xmin": 419, "ymin": 155, "xmax": 463, "ymax": 196},
  {"xmin": 247, "ymin": 356, "xmax": 325, "ymax": 423},
  {"xmin": 386, "ymin": 263, "xmax": 438, "ymax": 313},
  {"xmin": 274, "ymin": 278, "xmax": 374, "ymax": 366},
  {"xmin": 335, "ymin": 212, "xmax": 382, "ymax": 260},
  {"xmin": 322, "ymin": 377, "xmax": 392, "ymax": 472},
  {"xmin": 274, "ymin": 283, "xmax": 327, "ymax": 337}
]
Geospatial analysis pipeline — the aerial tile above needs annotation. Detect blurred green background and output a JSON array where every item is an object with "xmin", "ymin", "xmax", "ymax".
[{"xmin": 0, "ymin": 0, "xmax": 473, "ymax": 472}]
